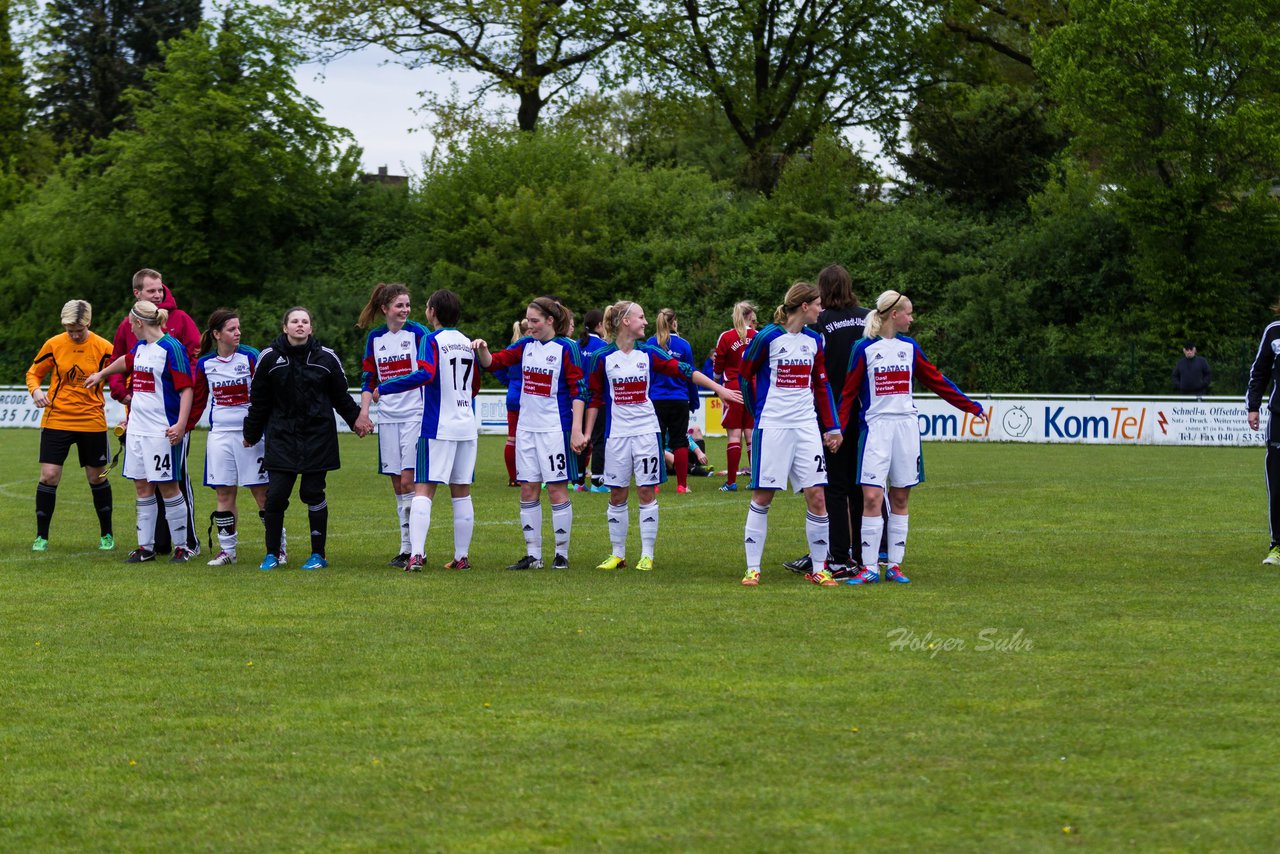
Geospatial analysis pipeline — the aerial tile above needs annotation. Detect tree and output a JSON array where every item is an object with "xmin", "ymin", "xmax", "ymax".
[
  {"xmin": 35, "ymin": 0, "xmax": 201, "ymax": 150},
  {"xmin": 285, "ymin": 0, "xmax": 635, "ymax": 132},
  {"xmin": 0, "ymin": 0, "xmax": 26, "ymax": 164},
  {"xmin": 896, "ymin": 83, "xmax": 1062, "ymax": 209},
  {"xmin": 1038, "ymin": 0, "xmax": 1280, "ymax": 340},
  {"xmin": 638, "ymin": 0, "xmax": 929, "ymax": 191},
  {"xmin": 82, "ymin": 6, "xmax": 361, "ymax": 312}
]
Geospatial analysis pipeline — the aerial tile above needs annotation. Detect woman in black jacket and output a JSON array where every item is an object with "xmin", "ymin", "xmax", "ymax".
[{"xmin": 242, "ymin": 307, "xmax": 371, "ymax": 570}]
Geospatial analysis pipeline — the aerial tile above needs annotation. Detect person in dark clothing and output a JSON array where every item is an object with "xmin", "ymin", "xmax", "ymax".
[
  {"xmin": 1173, "ymin": 342, "xmax": 1212, "ymax": 395},
  {"xmin": 242, "ymin": 307, "xmax": 372, "ymax": 570},
  {"xmin": 1247, "ymin": 316, "xmax": 1280, "ymax": 566},
  {"xmin": 783, "ymin": 264, "xmax": 876, "ymax": 579}
]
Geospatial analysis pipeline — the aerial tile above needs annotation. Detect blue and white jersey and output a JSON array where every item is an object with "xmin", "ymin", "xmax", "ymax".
[
  {"xmin": 739, "ymin": 324, "xmax": 838, "ymax": 432},
  {"xmin": 194, "ymin": 345, "xmax": 258, "ymax": 432},
  {"xmin": 126, "ymin": 335, "xmax": 192, "ymax": 436},
  {"xmin": 486, "ymin": 336, "xmax": 586, "ymax": 433},
  {"xmin": 362, "ymin": 321, "xmax": 428, "ymax": 423},
  {"xmin": 587, "ymin": 342, "xmax": 692, "ymax": 438},
  {"xmin": 379, "ymin": 328, "xmax": 478, "ymax": 441}
]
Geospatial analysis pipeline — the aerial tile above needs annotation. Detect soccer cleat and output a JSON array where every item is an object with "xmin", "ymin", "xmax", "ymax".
[
  {"xmin": 828, "ymin": 563, "xmax": 858, "ymax": 581},
  {"xmin": 443, "ymin": 556, "xmax": 472, "ymax": 570},
  {"xmin": 170, "ymin": 547, "xmax": 194, "ymax": 563},
  {"xmin": 207, "ymin": 550, "xmax": 237, "ymax": 566},
  {"xmin": 300, "ymin": 553, "xmax": 329, "ymax": 570},
  {"xmin": 589, "ymin": 484, "xmax": 610, "ymax": 493},
  {"xmin": 885, "ymin": 565, "xmax": 910, "ymax": 583},
  {"xmin": 718, "ymin": 482, "xmax": 738, "ymax": 492},
  {"xmin": 552, "ymin": 554, "xmax": 570, "ymax": 570},
  {"xmin": 676, "ymin": 485, "xmax": 690, "ymax": 494},
  {"xmin": 636, "ymin": 556, "xmax": 654, "ymax": 572},
  {"xmin": 404, "ymin": 554, "xmax": 424, "ymax": 572},
  {"xmin": 846, "ymin": 566, "xmax": 881, "ymax": 585},
  {"xmin": 507, "ymin": 555, "xmax": 544, "ymax": 571},
  {"xmin": 258, "ymin": 554, "xmax": 279, "ymax": 571},
  {"xmin": 805, "ymin": 569, "xmax": 838, "ymax": 587},
  {"xmin": 125, "ymin": 547, "xmax": 156, "ymax": 564},
  {"xmin": 98, "ymin": 534, "xmax": 115, "ymax": 551},
  {"xmin": 741, "ymin": 569, "xmax": 761, "ymax": 586},
  {"xmin": 388, "ymin": 552, "xmax": 410, "ymax": 569},
  {"xmin": 1264, "ymin": 546, "xmax": 1280, "ymax": 566},
  {"xmin": 596, "ymin": 555, "xmax": 626, "ymax": 570},
  {"xmin": 783, "ymin": 554, "xmax": 813, "ymax": 574},
  {"xmin": 189, "ymin": 542, "xmax": 202, "ymax": 558},
  {"xmin": 32, "ymin": 536, "xmax": 48, "ymax": 552}
]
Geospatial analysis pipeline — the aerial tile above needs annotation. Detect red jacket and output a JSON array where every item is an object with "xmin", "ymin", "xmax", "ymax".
[{"xmin": 108, "ymin": 285, "xmax": 201, "ymax": 403}]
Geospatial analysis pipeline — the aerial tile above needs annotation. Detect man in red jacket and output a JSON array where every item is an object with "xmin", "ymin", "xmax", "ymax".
[{"xmin": 109, "ymin": 268, "xmax": 202, "ymax": 554}]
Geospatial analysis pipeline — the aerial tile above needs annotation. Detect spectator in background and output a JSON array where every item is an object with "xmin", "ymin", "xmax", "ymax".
[
  {"xmin": 1173, "ymin": 342, "xmax": 1212, "ymax": 395},
  {"xmin": 109, "ymin": 268, "xmax": 201, "ymax": 555}
]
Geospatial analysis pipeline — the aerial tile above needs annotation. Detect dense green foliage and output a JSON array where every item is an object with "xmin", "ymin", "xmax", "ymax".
[{"xmin": 3, "ymin": 0, "xmax": 1279, "ymax": 394}]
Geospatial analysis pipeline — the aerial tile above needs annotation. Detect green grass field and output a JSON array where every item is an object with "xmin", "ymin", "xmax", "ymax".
[{"xmin": 2, "ymin": 431, "xmax": 1278, "ymax": 851}]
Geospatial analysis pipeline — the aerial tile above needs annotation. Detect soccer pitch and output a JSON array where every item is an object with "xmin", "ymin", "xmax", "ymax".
[{"xmin": 2, "ymin": 432, "xmax": 1277, "ymax": 850}]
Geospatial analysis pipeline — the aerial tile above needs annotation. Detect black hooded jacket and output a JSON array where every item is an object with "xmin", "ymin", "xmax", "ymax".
[{"xmin": 243, "ymin": 334, "xmax": 361, "ymax": 473}]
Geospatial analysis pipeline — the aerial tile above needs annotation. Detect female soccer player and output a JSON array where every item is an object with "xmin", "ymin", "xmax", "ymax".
[
  {"xmin": 190, "ymin": 309, "xmax": 279, "ymax": 566},
  {"xmin": 357, "ymin": 283, "xmax": 429, "ymax": 568},
  {"xmin": 737, "ymin": 282, "xmax": 843, "ymax": 587},
  {"xmin": 84, "ymin": 300, "xmax": 196, "ymax": 563},
  {"xmin": 713, "ymin": 301, "xmax": 758, "ymax": 491},
  {"xmin": 242, "ymin": 307, "xmax": 372, "ymax": 570},
  {"xmin": 585, "ymin": 301, "xmax": 739, "ymax": 571},
  {"xmin": 27, "ymin": 300, "xmax": 115, "ymax": 552},
  {"xmin": 494, "ymin": 318, "xmax": 528, "ymax": 487},
  {"xmin": 647, "ymin": 308, "xmax": 700, "ymax": 494},
  {"xmin": 1246, "ymin": 304, "xmax": 1280, "ymax": 565},
  {"xmin": 837, "ymin": 290, "xmax": 984, "ymax": 585},
  {"xmin": 577, "ymin": 309, "xmax": 609, "ymax": 490},
  {"xmin": 376, "ymin": 290, "xmax": 478, "ymax": 571},
  {"xmin": 473, "ymin": 296, "xmax": 587, "ymax": 570}
]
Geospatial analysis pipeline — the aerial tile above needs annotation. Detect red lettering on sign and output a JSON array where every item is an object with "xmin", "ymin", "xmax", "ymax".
[{"xmin": 133, "ymin": 370, "xmax": 156, "ymax": 394}]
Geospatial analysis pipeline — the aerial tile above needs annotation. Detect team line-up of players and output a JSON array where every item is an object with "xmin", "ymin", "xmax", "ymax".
[{"xmin": 29, "ymin": 267, "xmax": 984, "ymax": 584}]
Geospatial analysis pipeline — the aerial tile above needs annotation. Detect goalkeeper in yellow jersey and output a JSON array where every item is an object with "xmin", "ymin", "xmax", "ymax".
[{"xmin": 26, "ymin": 300, "xmax": 116, "ymax": 552}]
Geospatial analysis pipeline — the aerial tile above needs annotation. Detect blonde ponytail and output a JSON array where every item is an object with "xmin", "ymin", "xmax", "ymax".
[{"xmin": 865, "ymin": 290, "xmax": 905, "ymax": 339}]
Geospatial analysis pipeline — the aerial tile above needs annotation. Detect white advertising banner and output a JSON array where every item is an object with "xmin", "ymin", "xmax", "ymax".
[{"xmin": 0, "ymin": 387, "xmax": 1263, "ymax": 446}]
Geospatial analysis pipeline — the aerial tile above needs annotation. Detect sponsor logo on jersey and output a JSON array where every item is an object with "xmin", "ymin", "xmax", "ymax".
[
  {"xmin": 874, "ymin": 367, "xmax": 911, "ymax": 396},
  {"xmin": 378, "ymin": 354, "xmax": 413, "ymax": 378},
  {"xmin": 133, "ymin": 369, "xmax": 156, "ymax": 394},
  {"xmin": 523, "ymin": 366, "xmax": 554, "ymax": 397},
  {"xmin": 611, "ymin": 376, "xmax": 648, "ymax": 405},
  {"xmin": 775, "ymin": 362, "xmax": 811, "ymax": 389},
  {"xmin": 211, "ymin": 378, "xmax": 250, "ymax": 407}
]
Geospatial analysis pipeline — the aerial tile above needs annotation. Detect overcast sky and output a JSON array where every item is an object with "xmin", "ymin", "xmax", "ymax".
[{"xmin": 294, "ymin": 48, "xmax": 440, "ymax": 178}]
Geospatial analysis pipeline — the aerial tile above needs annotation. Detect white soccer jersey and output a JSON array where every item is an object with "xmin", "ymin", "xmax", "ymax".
[
  {"xmin": 362, "ymin": 322, "xmax": 427, "ymax": 423},
  {"xmin": 378, "ymin": 328, "xmax": 479, "ymax": 441},
  {"xmin": 195, "ymin": 346, "xmax": 257, "ymax": 432},
  {"xmin": 126, "ymin": 336, "xmax": 192, "ymax": 437},
  {"xmin": 838, "ymin": 335, "xmax": 982, "ymax": 429},
  {"xmin": 486, "ymin": 336, "xmax": 585, "ymax": 433},
  {"xmin": 587, "ymin": 342, "xmax": 691, "ymax": 438},
  {"xmin": 739, "ymin": 325, "xmax": 838, "ymax": 432}
]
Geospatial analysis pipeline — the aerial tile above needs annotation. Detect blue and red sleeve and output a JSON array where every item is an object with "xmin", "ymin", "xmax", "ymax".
[{"xmin": 912, "ymin": 343, "xmax": 982, "ymax": 416}]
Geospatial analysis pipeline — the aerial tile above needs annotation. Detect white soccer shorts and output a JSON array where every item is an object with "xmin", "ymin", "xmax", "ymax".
[
  {"xmin": 415, "ymin": 436, "xmax": 478, "ymax": 485},
  {"xmin": 204, "ymin": 430, "xmax": 267, "ymax": 488},
  {"xmin": 123, "ymin": 432, "xmax": 180, "ymax": 483},
  {"xmin": 514, "ymin": 430, "xmax": 575, "ymax": 484},
  {"xmin": 857, "ymin": 415, "xmax": 923, "ymax": 489},
  {"xmin": 749, "ymin": 425, "xmax": 827, "ymax": 492},
  {"xmin": 602, "ymin": 432, "xmax": 665, "ymax": 488},
  {"xmin": 378, "ymin": 420, "xmax": 419, "ymax": 476}
]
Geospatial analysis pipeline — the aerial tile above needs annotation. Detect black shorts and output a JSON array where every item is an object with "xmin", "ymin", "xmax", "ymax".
[{"xmin": 39, "ymin": 428, "xmax": 110, "ymax": 469}]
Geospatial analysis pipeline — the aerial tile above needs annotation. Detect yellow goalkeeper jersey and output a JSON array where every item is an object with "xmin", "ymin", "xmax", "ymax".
[{"xmin": 25, "ymin": 331, "xmax": 114, "ymax": 431}]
